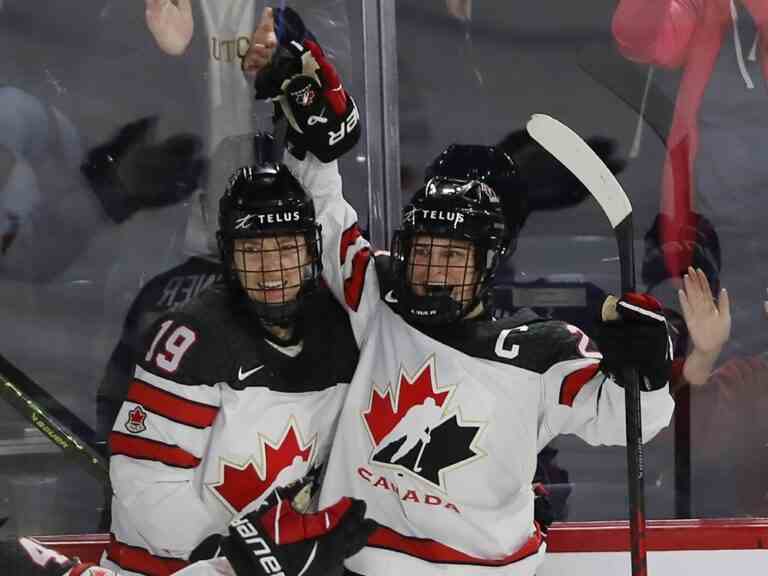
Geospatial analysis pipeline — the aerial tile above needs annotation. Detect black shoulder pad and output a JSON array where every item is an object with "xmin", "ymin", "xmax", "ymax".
[
  {"xmin": 374, "ymin": 252, "xmax": 395, "ymax": 300},
  {"xmin": 445, "ymin": 316, "xmax": 600, "ymax": 374},
  {"xmin": 136, "ymin": 289, "xmax": 233, "ymax": 386}
]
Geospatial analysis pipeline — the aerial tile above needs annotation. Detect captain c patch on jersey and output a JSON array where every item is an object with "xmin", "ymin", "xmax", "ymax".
[{"xmin": 362, "ymin": 356, "xmax": 485, "ymax": 490}]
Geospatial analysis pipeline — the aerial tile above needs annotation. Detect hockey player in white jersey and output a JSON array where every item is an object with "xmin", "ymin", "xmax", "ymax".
[
  {"xmin": 247, "ymin": 7, "xmax": 675, "ymax": 575},
  {"xmin": 101, "ymin": 133, "xmax": 375, "ymax": 576}
]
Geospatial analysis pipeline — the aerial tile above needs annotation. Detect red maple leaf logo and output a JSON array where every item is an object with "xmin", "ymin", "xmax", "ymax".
[
  {"xmin": 125, "ymin": 405, "xmax": 147, "ymax": 433},
  {"xmin": 211, "ymin": 421, "xmax": 315, "ymax": 513},
  {"xmin": 363, "ymin": 356, "xmax": 451, "ymax": 446}
]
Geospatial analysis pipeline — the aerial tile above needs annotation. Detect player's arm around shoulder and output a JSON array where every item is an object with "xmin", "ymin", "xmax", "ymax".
[
  {"xmin": 245, "ymin": 6, "xmax": 360, "ymax": 172},
  {"xmin": 242, "ymin": 7, "xmax": 377, "ymax": 330},
  {"xmin": 245, "ymin": 5, "xmax": 359, "ymax": 207}
]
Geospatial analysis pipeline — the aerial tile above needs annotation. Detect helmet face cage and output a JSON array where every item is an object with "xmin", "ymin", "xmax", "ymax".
[
  {"xmin": 218, "ymin": 165, "xmax": 323, "ymax": 326},
  {"xmin": 392, "ymin": 177, "xmax": 509, "ymax": 325},
  {"xmin": 406, "ymin": 235, "xmax": 480, "ymax": 310},
  {"xmin": 226, "ymin": 228, "xmax": 322, "ymax": 325}
]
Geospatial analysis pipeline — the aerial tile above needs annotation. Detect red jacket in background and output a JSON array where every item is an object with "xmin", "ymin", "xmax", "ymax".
[{"xmin": 612, "ymin": 0, "xmax": 768, "ymax": 275}]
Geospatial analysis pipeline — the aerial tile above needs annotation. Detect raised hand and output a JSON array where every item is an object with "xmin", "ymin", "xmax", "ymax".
[
  {"xmin": 446, "ymin": 0, "xmax": 472, "ymax": 21},
  {"xmin": 242, "ymin": 7, "xmax": 278, "ymax": 78},
  {"xmin": 676, "ymin": 266, "xmax": 731, "ymax": 386},
  {"xmin": 145, "ymin": 0, "xmax": 194, "ymax": 56},
  {"xmin": 678, "ymin": 266, "xmax": 731, "ymax": 356}
]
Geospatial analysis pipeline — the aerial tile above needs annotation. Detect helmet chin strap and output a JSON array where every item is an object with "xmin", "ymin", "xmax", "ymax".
[{"xmin": 463, "ymin": 300, "xmax": 486, "ymax": 320}]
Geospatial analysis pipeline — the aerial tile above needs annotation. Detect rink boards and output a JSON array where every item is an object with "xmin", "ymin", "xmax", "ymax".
[{"xmin": 32, "ymin": 518, "xmax": 768, "ymax": 573}]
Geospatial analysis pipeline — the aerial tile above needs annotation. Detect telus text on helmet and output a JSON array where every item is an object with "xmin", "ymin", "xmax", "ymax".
[
  {"xmin": 419, "ymin": 210, "xmax": 465, "ymax": 226},
  {"xmin": 234, "ymin": 211, "xmax": 301, "ymax": 230}
]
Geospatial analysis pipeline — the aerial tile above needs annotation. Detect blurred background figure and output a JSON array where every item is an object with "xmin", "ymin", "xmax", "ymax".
[
  {"xmin": 612, "ymin": 0, "xmax": 768, "ymax": 358},
  {"xmin": 143, "ymin": 0, "xmax": 352, "ymax": 170},
  {"xmin": 0, "ymin": 0, "xmax": 210, "ymax": 536},
  {"xmin": 693, "ymin": 349, "xmax": 768, "ymax": 516},
  {"xmin": 0, "ymin": 87, "xmax": 205, "ymax": 282},
  {"xmin": 142, "ymin": 0, "xmax": 362, "ymax": 275}
]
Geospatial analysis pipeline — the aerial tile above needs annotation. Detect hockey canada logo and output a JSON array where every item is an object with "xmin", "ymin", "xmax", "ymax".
[
  {"xmin": 362, "ymin": 356, "xmax": 484, "ymax": 490},
  {"xmin": 210, "ymin": 420, "xmax": 317, "ymax": 513},
  {"xmin": 291, "ymin": 83, "xmax": 317, "ymax": 107},
  {"xmin": 125, "ymin": 406, "xmax": 147, "ymax": 434}
]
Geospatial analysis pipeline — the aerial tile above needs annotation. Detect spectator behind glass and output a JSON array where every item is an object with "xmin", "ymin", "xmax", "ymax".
[
  {"xmin": 143, "ymin": 0, "xmax": 353, "ymax": 260},
  {"xmin": 0, "ymin": 86, "xmax": 204, "ymax": 282},
  {"xmin": 612, "ymin": 0, "xmax": 768, "ymax": 358},
  {"xmin": 693, "ymin": 346, "xmax": 768, "ymax": 516},
  {"xmin": 641, "ymin": 212, "xmax": 731, "ymax": 388}
]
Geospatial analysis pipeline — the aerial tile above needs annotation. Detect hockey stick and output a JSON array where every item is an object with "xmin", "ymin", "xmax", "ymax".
[
  {"xmin": 413, "ymin": 428, "xmax": 431, "ymax": 473},
  {"xmin": 526, "ymin": 114, "xmax": 647, "ymax": 576},
  {"xmin": 0, "ymin": 352, "xmax": 108, "ymax": 481}
]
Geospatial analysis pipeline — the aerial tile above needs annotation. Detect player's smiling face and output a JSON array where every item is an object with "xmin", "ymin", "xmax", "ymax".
[
  {"xmin": 407, "ymin": 234, "xmax": 479, "ymax": 303},
  {"xmin": 233, "ymin": 234, "xmax": 309, "ymax": 304}
]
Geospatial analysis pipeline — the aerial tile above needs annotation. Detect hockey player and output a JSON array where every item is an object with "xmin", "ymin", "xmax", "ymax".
[
  {"xmin": 248, "ymin": 8, "xmax": 675, "ymax": 575},
  {"xmin": 102, "ymin": 149, "xmax": 374, "ymax": 576}
]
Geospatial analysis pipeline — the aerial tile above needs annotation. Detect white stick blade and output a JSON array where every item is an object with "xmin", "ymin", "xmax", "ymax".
[{"xmin": 526, "ymin": 114, "xmax": 632, "ymax": 229}]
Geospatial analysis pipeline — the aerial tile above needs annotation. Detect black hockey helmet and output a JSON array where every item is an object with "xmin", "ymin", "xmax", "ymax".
[
  {"xmin": 217, "ymin": 162, "xmax": 322, "ymax": 327},
  {"xmin": 425, "ymin": 143, "xmax": 528, "ymax": 253},
  {"xmin": 390, "ymin": 144, "xmax": 524, "ymax": 325}
]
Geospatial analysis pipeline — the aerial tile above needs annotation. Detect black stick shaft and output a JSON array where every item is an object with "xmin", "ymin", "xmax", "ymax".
[
  {"xmin": 615, "ymin": 215, "xmax": 648, "ymax": 576},
  {"xmin": 0, "ymin": 353, "xmax": 108, "ymax": 480}
]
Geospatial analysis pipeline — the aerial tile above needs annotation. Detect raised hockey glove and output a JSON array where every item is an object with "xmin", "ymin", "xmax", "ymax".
[
  {"xmin": 82, "ymin": 116, "xmax": 206, "ymax": 223},
  {"xmin": 252, "ymin": 7, "xmax": 360, "ymax": 162},
  {"xmin": 594, "ymin": 292, "xmax": 673, "ymax": 392}
]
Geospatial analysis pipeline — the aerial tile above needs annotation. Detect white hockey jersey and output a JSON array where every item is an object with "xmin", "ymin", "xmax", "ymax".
[
  {"xmin": 102, "ymin": 285, "xmax": 358, "ymax": 576},
  {"xmin": 286, "ymin": 153, "xmax": 675, "ymax": 576}
]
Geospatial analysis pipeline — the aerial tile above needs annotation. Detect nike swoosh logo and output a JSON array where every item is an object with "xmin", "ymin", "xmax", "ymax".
[
  {"xmin": 384, "ymin": 290, "xmax": 399, "ymax": 304},
  {"xmin": 238, "ymin": 365, "xmax": 265, "ymax": 381}
]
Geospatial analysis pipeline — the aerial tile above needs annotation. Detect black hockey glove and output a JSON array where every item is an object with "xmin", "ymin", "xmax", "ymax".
[
  {"xmin": 82, "ymin": 116, "xmax": 206, "ymax": 223},
  {"xmin": 252, "ymin": 7, "xmax": 360, "ymax": 162},
  {"xmin": 497, "ymin": 129, "xmax": 626, "ymax": 213},
  {"xmin": 192, "ymin": 483, "xmax": 377, "ymax": 576},
  {"xmin": 594, "ymin": 292, "xmax": 673, "ymax": 392}
]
